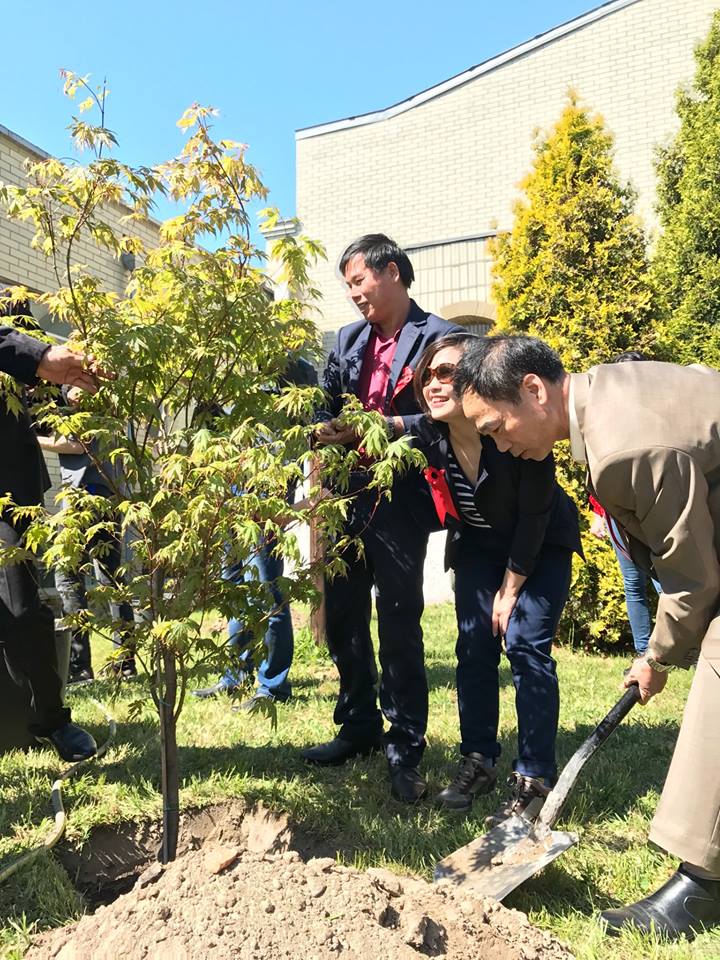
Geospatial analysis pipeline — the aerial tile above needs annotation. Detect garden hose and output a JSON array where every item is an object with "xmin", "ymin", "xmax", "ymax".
[{"xmin": 0, "ymin": 697, "xmax": 116, "ymax": 886}]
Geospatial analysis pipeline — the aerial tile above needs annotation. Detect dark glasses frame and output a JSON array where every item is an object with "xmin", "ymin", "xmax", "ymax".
[{"xmin": 420, "ymin": 362, "xmax": 457, "ymax": 387}]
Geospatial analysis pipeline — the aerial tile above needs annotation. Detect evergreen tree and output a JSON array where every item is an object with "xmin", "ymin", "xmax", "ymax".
[
  {"xmin": 490, "ymin": 94, "xmax": 654, "ymax": 645},
  {"xmin": 653, "ymin": 11, "xmax": 720, "ymax": 366}
]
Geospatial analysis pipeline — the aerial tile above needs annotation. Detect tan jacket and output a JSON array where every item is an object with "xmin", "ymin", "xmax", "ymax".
[{"xmin": 572, "ymin": 362, "xmax": 720, "ymax": 668}]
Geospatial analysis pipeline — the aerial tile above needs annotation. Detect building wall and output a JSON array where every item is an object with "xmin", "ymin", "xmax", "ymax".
[
  {"xmin": 296, "ymin": 0, "xmax": 717, "ymax": 332},
  {"xmin": 0, "ymin": 125, "xmax": 161, "ymax": 512}
]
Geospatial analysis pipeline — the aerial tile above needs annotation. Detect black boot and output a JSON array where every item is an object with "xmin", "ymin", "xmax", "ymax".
[
  {"xmin": 600, "ymin": 866, "xmax": 720, "ymax": 940},
  {"xmin": 437, "ymin": 753, "xmax": 497, "ymax": 811}
]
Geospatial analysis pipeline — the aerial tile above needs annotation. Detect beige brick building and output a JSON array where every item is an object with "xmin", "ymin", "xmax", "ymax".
[
  {"xmin": 0, "ymin": 123, "xmax": 160, "ymax": 502},
  {"xmin": 293, "ymin": 0, "xmax": 718, "ymax": 600},
  {"xmin": 295, "ymin": 0, "xmax": 717, "ymax": 338}
]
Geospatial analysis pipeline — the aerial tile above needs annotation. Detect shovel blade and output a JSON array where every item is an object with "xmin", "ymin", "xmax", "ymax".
[{"xmin": 433, "ymin": 814, "xmax": 578, "ymax": 901}]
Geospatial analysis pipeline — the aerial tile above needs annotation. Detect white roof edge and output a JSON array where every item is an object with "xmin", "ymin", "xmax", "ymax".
[
  {"xmin": 0, "ymin": 123, "xmax": 51, "ymax": 161},
  {"xmin": 296, "ymin": 0, "xmax": 642, "ymax": 141}
]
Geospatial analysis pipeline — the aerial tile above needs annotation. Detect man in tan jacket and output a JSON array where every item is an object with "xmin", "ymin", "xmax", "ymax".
[{"xmin": 453, "ymin": 333, "xmax": 720, "ymax": 941}]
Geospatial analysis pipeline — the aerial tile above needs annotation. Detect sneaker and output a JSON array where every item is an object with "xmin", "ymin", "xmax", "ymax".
[
  {"xmin": 191, "ymin": 679, "xmax": 240, "ymax": 698},
  {"xmin": 67, "ymin": 667, "xmax": 94, "ymax": 685},
  {"xmin": 232, "ymin": 691, "xmax": 289, "ymax": 712},
  {"xmin": 112, "ymin": 658, "xmax": 137, "ymax": 680},
  {"xmin": 437, "ymin": 753, "xmax": 498, "ymax": 811},
  {"xmin": 485, "ymin": 771, "xmax": 551, "ymax": 828}
]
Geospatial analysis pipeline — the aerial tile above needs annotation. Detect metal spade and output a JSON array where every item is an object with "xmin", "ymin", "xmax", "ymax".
[{"xmin": 433, "ymin": 683, "xmax": 642, "ymax": 900}]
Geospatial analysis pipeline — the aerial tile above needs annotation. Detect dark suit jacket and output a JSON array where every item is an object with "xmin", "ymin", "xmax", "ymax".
[
  {"xmin": 412, "ymin": 417, "xmax": 582, "ymax": 574},
  {"xmin": 319, "ymin": 300, "xmax": 464, "ymax": 526},
  {"xmin": 320, "ymin": 299, "xmax": 464, "ymax": 430},
  {"xmin": 0, "ymin": 326, "xmax": 51, "ymax": 506}
]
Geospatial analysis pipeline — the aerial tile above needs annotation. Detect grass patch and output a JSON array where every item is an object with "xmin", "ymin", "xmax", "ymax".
[{"xmin": 1, "ymin": 602, "xmax": 718, "ymax": 959}]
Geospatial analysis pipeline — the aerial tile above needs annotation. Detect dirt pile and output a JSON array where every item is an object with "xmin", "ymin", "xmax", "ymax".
[{"xmin": 29, "ymin": 806, "xmax": 574, "ymax": 960}]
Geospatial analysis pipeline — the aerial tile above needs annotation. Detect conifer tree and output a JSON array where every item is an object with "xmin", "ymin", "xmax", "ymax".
[
  {"xmin": 490, "ymin": 94, "xmax": 654, "ymax": 644},
  {"xmin": 653, "ymin": 11, "xmax": 720, "ymax": 366}
]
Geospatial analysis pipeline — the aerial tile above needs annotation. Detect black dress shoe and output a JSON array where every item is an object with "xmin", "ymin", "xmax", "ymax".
[
  {"xmin": 301, "ymin": 736, "xmax": 382, "ymax": 766},
  {"xmin": 600, "ymin": 866, "xmax": 720, "ymax": 940},
  {"xmin": 37, "ymin": 722, "xmax": 98, "ymax": 762},
  {"xmin": 389, "ymin": 763, "xmax": 428, "ymax": 804}
]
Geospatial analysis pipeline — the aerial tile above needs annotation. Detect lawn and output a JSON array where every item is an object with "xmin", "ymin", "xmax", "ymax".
[{"xmin": 1, "ymin": 602, "xmax": 717, "ymax": 960}]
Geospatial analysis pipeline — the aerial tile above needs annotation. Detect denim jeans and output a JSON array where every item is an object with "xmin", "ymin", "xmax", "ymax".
[
  {"xmin": 612, "ymin": 539, "xmax": 661, "ymax": 655},
  {"xmin": 453, "ymin": 546, "xmax": 572, "ymax": 784},
  {"xmin": 221, "ymin": 539, "xmax": 293, "ymax": 700}
]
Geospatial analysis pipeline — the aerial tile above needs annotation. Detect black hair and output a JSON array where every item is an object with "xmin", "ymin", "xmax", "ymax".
[
  {"xmin": 413, "ymin": 331, "xmax": 481, "ymax": 413},
  {"xmin": 612, "ymin": 350, "xmax": 648, "ymax": 363},
  {"xmin": 454, "ymin": 334, "xmax": 565, "ymax": 404},
  {"xmin": 339, "ymin": 234, "xmax": 415, "ymax": 288}
]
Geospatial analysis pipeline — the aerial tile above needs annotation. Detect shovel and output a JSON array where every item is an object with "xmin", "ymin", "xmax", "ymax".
[{"xmin": 433, "ymin": 683, "xmax": 642, "ymax": 900}]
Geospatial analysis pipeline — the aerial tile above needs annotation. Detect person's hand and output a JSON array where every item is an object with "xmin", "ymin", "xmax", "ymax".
[
  {"xmin": 492, "ymin": 588, "xmax": 519, "ymax": 638},
  {"xmin": 314, "ymin": 418, "xmax": 357, "ymax": 446},
  {"xmin": 590, "ymin": 514, "xmax": 607, "ymax": 539},
  {"xmin": 66, "ymin": 386, "xmax": 84, "ymax": 405},
  {"xmin": 36, "ymin": 345, "xmax": 111, "ymax": 394},
  {"xmin": 623, "ymin": 656, "xmax": 668, "ymax": 703}
]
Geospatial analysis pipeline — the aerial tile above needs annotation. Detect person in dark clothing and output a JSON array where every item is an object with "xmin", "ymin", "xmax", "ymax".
[
  {"xmin": 0, "ymin": 317, "xmax": 101, "ymax": 761},
  {"xmin": 39, "ymin": 385, "xmax": 136, "ymax": 683},
  {"xmin": 301, "ymin": 234, "xmax": 464, "ymax": 803},
  {"xmin": 411, "ymin": 333, "xmax": 582, "ymax": 820}
]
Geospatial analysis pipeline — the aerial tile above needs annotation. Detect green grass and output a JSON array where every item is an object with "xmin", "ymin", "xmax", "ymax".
[{"xmin": 1, "ymin": 603, "xmax": 719, "ymax": 959}]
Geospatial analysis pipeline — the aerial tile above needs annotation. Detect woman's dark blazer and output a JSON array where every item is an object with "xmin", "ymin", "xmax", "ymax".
[{"xmin": 411, "ymin": 417, "xmax": 582, "ymax": 575}]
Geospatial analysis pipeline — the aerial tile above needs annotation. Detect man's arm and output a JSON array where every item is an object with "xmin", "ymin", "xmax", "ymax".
[
  {"xmin": 598, "ymin": 447, "xmax": 720, "ymax": 669},
  {"xmin": 0, "ymin": 325, "xmax": 48, "ymax": 383}
]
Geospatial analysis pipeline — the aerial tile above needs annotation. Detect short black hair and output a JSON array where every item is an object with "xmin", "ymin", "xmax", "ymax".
[
  {"xmin": 612, "ymin": 350, "xmax": 647, "ymax": 363},
  {"xmin": 454, "ymin": 334, "xmax": 566, "ymax": 404},
  {"xmin": 339, "ymin": 234, "xmax": 415, "ymax": 288}
]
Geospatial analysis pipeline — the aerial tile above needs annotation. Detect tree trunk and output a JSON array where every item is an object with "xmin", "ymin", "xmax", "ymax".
[
  {"xmin": 158, "ymin": 646, "xmax": 179, "ymax": 862},
  {"xmin": 308, "ymin": 454, "xmax": 326, "ymax": 645}
]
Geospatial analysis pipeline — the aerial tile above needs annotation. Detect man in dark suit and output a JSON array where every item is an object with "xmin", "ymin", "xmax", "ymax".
[
  {"xmin": 301, "ymin": 234, "xmax": 463, "ymax": 802},
  {"xmin": 0, "ymin": 319, "xmax": 99, "ymax": 761}
]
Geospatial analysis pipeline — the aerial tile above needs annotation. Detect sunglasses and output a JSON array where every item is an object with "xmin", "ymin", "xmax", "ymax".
[{"xmin": 420, "ymin": 362, "xmax": 457, "ymax": 387}]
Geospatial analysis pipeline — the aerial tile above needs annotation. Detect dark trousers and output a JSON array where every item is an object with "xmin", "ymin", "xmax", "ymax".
[
  {"xmin": 324, "ymin": 490, "xmax": 429, "ymax": 767},
  {"xmin": 0, "ymin": 518, "xmax": 69, "ymax": 734},
  {"xmin": 453, "ymin": 545, "xmax": 572, "ymax": 783},
  {"xmin": 54, "ymin": 528, "xmax": 134, "ymax": 674}
]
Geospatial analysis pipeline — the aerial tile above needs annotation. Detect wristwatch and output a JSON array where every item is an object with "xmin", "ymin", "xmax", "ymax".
[
  {"xmin": 643, "ymin": 653, "xmax": 675, "ymax": 673},
  {"xmin": 384, "ymin": 416, "xmax": 397, "ymax": 440}
]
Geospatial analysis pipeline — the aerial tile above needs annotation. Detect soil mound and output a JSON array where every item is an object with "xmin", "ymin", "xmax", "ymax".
[{"xmin": 29, "ymin": 805, "xmax": 574, "ymax": 960}]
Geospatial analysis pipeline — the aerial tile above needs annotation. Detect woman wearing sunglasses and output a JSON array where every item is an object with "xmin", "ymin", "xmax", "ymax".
[{"xmin": 410, "ymin": 332, "xmax": 582, "ymax": 823}]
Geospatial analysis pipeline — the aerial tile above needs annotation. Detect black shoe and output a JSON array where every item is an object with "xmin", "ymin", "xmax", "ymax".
[
  {"xmin": 37, "ymin": 722, "xmax": 97, "ymax": 762},
  {"xmin": 112, "ymin": 658, "xmax": 137, "ymax": 680},
  {"xmin": 600, "ymin": 866, "xmax": 720, "ymax": 940},
  {"xmin": 67, "ymin": 667, "xmax": 94, "ymax": 685},
  {"xmin": 389, "ymin": 763, "xmax": 428, "ymax": 804},
  {"xmin": 191, "ymin": 680, "xmax": 240, "ymax": 699},
  {"xmin": 301, "ymin": 736, "xmax": 382, "ymax": 766},
  {"xmin": 485, "ymin": 771, "xmax": 551, "ymax": 828},
  {"xmin": 437, "ymin": 753, "xmax": 498, "ymax": 811}
]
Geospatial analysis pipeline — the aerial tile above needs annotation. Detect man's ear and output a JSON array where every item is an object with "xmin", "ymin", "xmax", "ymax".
[
  {"xmin": 522, "ymin": 373, "xmax": 548, "ymax": 405},
  {"xmin": 386, "ymin": 261, "xmax": 400, "ymax": 283}
]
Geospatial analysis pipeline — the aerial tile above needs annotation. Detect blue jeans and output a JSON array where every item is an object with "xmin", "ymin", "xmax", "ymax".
[
  {"xmin": 612, "ymin": 540, "xmax": 661, "ymax": 655},
  {"xmin": 221, "ymin": 540, "xmax": 293, "ymax": 700},
  {"xmin": 453, "ymin": 546, "xmax": 572, "ymax": 784}
]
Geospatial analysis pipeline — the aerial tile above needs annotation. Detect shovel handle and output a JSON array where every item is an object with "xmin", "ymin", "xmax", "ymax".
[{"xmin": 537, "ymin": 683, "xmax": 642, "ymax": 831}]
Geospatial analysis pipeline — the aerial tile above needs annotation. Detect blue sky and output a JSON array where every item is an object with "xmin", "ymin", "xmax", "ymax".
[{"xmin": 2, "ymin": 0, "xmax": 598, "ymax": 235}]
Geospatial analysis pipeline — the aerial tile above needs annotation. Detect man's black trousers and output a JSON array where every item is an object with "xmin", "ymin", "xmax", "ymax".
[
  {"xmin": 0, "ymin": 517, "xmax": 69, "ymax": 734},
  {"xmin": 324, "ymin": 488, "xmax": 429, "ymax": 767}
]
